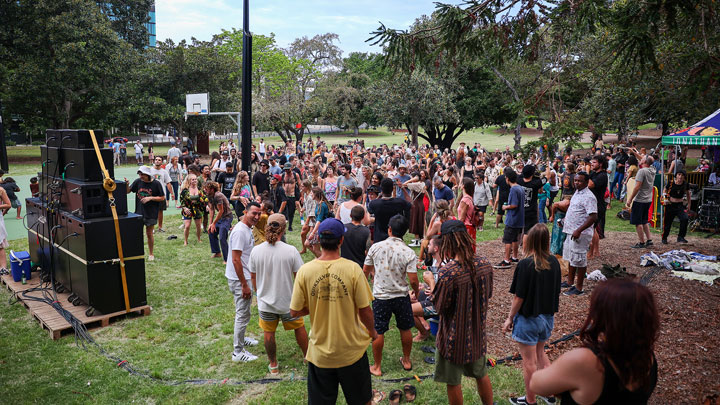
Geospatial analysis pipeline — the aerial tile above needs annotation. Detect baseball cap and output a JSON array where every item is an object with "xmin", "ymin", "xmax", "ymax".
[
  {"xmin": 366, "ymin": 185, "xmax": 380, "ymax": 194},
  {"xmin": 267, "ymin": 213, "xmax": 287, "ymax": 228},
  {"xmin": 272, "ymin": 174, "xmax": 281, "ymax": 181},
  {"xmin": 137, "ymin": 166, "xmax": 152, "ymax": 176},
  {"xmin": 317, "ymin": 218, "xmax": 346, "ymax": 239},
  {"xmin": 222, "ymin": 150, "xmax": 229, "ymax": 155},
  {"xmin": 441, "ymin": 219, "xmax": 466, "ymax": 236},
  {"xmin": 283, "ymin": 162, "xmax": 292, "ymax": 170}
]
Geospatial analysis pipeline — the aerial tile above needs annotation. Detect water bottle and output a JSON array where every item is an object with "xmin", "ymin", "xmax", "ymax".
[{"xmin": 300, "ymin": 212, "xmax": 305, "ymax": 226}]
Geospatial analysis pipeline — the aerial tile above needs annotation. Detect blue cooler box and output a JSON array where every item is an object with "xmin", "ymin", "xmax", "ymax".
[{"xmin": 10, "ymin": 251, "xmax": 31, "ymax": 282}]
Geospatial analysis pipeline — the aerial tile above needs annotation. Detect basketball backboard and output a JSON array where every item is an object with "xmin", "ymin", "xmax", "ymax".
[{"xmin": 186, "ymin": 93, "xmax": 209, "ymax": 115}]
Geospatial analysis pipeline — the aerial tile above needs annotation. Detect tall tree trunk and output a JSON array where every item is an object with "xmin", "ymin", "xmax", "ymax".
[
  {"xmin": 536, "ymin": 119, "xmax": 543, "ymax": 131},
  {"xmin": 491, "ymin": 67, "xmax": 523, "ymax": 151},
  {"xmin": 661, "ymin": 120, "xmax": 670, "ymax": 135},
  {"xmin": 353, "ymin": 126, "xmax": 359, "ymax": 136},
  {"xmin": 514, "ymin": 121, "xmax": 522, "ymax": 151}
]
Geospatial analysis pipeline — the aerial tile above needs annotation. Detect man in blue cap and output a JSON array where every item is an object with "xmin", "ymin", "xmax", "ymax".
[{"xmin": 291, "ymin": 218, "xmax": 379, "ymax": 404}]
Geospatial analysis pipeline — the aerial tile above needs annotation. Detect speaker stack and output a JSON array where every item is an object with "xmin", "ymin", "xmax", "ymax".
[{"xmin": 27, "ymin": 129, "xmax": 147, "ymax": 316}]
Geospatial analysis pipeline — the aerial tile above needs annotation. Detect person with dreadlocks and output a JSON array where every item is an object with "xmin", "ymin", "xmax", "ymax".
[
  {"xmin": 250, "ymin": 213, "xmax": 308, "ymax": 375},
  {"xmin": 432, "ymin": 219, "xmax": 494, "ymax": 405}
]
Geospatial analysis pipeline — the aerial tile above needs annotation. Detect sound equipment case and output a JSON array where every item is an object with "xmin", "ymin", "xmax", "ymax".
[
  {"xmin": 45, "ymin": 129, "xmax": 106, "ymax": 149},
  {"xmin": 39, "ymin": 175, "xmax": 128, "ymax": 219},
  {"xmin": 40, "ymin": 146, "xmax": 114, "ymax": 181}
]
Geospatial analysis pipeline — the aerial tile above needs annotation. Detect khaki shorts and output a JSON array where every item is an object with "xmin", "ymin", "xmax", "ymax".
[{"xmin": 434, "ymin": 355, "xmax": 487, "ymax": 386}]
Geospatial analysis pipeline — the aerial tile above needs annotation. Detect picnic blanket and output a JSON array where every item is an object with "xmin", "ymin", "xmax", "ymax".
[{"xmin": 640, "ymin": 250, "xmax": 720, "ymax": 285}]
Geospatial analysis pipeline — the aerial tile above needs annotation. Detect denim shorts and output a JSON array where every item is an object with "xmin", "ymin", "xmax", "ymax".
[{"xmin": 512, "ymin": 313, "xmax": 554, "ymax": 345}]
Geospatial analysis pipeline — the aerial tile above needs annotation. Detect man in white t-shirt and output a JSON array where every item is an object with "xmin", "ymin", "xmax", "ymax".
[
  {"xmin": 226, "ymin": 202, "xmax": 262, "ymax": 362},
  {"xmin": 250, "ymin": 213, "xmax": 307, "ymax": 374},
  {"xmin": 363, "ymin": 214, "xmax": 419, "ymax": 376},
  {"xmin": 166, "ymin": 144, "xmax": 181, "ymax": 163},
  {"xmin": 134, "ymin": 140, "xmax": 144, "ymax": 165},
  {"xmin": 149, "ymin": 156, "xmax": 174, "ymax": 232}
]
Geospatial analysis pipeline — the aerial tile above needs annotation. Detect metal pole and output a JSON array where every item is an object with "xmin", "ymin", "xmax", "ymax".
[
  {"xmin": 0, "ymin": 99, "xmax": 8, "ymax": 172},
  {"xmin": 240, "ymin": 0, "xmax": 252, "ymax": 172}
]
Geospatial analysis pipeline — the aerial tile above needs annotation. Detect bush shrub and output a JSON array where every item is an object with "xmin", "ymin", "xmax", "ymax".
[
  {"xmin": 6, "ymin": 141, "xmax": 16, "ymax": 146},
  {"xmin": 31, "ymin": 140, "xmax": 44, "ymax": 145}
]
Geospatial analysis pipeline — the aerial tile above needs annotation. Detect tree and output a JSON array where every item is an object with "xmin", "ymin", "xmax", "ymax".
[
  {"xmin": 252, "ymin": 33, "xmax": 343, "ymax": 146},
  {"xmin": 100, "ymin": 0, "xmax": 153, "ymax": 50},
  {"xmin": 2, "ymin": 0, "xmax": 138, "ymax": 130}
]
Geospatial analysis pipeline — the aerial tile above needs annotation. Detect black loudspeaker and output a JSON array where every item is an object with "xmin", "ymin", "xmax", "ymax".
[
  {"xmin": 39, "ymin": 175, "xmax": 128, "ymax": 218},
  {"xmin": 41, "ymin": 146, "xmax": 114, "ymax": 181},
  {"xmin": 68, "ymin": 258, "xmax": 147, "ymax": 314},
  {"xmin": 45, "ymin": 129, "xmax": 106, "ymax": 149},
  {"xmin": 24, "ymin": 198, "xmax": 147, "ymax": 314}
]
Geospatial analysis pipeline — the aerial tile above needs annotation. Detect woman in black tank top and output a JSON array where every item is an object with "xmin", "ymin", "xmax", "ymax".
[{"xmin": 529, "ymin": 279, "xmax": 659, "ymax": 405}]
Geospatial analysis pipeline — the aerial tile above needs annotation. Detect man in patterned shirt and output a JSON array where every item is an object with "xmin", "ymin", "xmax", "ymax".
[
  {"xmin": 432, "ymin": 219, "xmax": 494, "ymax": 405},
  {"xmin": 561, "ymin": 172, "xmax": 597, "ymax": 296},
  {"xmin": 363, "ymin": 214, "xmax": 419, "ymax": 376}
]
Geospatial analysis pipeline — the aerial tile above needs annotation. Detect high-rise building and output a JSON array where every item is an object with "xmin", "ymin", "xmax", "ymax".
[{"xmin": 146, "ymin": 2, "xmax": 156, "ymax": 47}]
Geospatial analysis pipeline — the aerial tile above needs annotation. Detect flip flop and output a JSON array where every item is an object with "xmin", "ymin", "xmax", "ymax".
[
  {"xmin": 267, "ymin": 364, "xmax": 279, "ymax": 375},
  {"xmin": 371, "ymin": 389, "xmax": 385, "ymax": 404},
  {"xmin": 424, "ymin": 356, "xmax": 435, "ymax": 364},
  {"xmin": 404, "ymin": 384, "xmax": 417, "ymax": 402},
  {"xmin": 400, "ymin": 357, "xmax": 412, "ymax": 371},
  {"xmin": 388, "ymin": 389, "xmax": 403, "ymax": 405},
  {"xmin": 420, "ymin": 345, "xmax": 436, "ymax": 353}
]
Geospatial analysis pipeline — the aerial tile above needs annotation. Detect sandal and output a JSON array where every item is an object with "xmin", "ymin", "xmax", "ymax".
[
  {"xmin": 267, "ymin": 364, "xmax": 279, "ymax": 375},
  {"xmin": 404, "ymin": 384, "xmax": 417, "ymax": 402},
  {"xmin": 371, "ymin": 389, "xmax": 385, "ymax": 405},
  {"xmin": 399, "ymin": 357, "xmax": 412, "ymax": 371},
  {"xmin": 424, "ymin": 356, "xmax": 435, "ymax": 364},
  {"xmin": 389, "ymin": 389, "xmax": 403, "ymax": 405},
  {"xmin": 420, "ymin": 345, "xmax": 436, "ymax": 354}
]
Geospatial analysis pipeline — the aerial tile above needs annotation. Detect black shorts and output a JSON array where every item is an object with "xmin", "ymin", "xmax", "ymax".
[
  {"xmin": 160, "ymin": 199, "xmax": 167, "ymax": 211},
  {"xmin": 524, "ymin": 215, "xmax": 538, "ymax": 234},
  {"xmin": 308, "ymin": 352, "xmax": 372, "ymax": 405},
  {"xmin": 630, "ymin": 201, "xmax": 651, "ymax": 225},
  {"xmin": 475, "ymin": 205, "xmax": 487, "ymax": 213},
  {"xmin": 373, "ymin": 295, "xmax": 414, "ymax": 334},
  {"xmin": 503, "ymin": 226, "xmax": 523, "ymax": 244},
  {"xmin": 143, "ymin": 217, "xmax": 158, "ymax": 227}
]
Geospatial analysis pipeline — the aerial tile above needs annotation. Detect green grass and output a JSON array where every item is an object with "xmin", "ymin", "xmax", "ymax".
[
  {"xmin": 1, "ymin": 190, "xmax": 715, "ymax": 403},
  {"xmin": 0, "ymin": 209, "xmax": 528, "ymax": 404}
]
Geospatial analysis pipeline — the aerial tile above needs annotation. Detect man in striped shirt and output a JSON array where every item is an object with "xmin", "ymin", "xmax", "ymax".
[{"xmin": 432, "ymin": 219, "xmax": 494, "ymax": 405}]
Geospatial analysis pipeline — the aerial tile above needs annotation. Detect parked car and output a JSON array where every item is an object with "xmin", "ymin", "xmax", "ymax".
[{"xmin": 104, "ymin": 137, "xmax": 129, "ymax": 144}]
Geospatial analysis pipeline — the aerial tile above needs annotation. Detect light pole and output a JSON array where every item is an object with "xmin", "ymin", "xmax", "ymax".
[{"xmin": 240, "ymin": 0, "xmax": 252, "ymax": 172}]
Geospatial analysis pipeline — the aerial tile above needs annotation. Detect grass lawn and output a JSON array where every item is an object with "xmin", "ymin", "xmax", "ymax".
[{"xmin": 0, "ymin": 184, "xmax": 715, "ymax": 403}]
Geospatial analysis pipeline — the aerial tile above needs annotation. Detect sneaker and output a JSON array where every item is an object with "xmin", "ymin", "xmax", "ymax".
[
  {"xmin": 147, "ymin": 255, "xmax": 155, "ymax": 262},
  {"xmin": 537, "ymin": 395, "xmax": 557, "ymax": 404},
  {"xmin": 677, "ymin": 237, "xmax": 689, "ymax": 243},
  {"xmin": 231, "ymin": 350, "xmax": 258, "ymax": 362},
  {"xmin": 510, "ymin": 257, "xmax": 519, "ymax": 263},
  {"xmin": 494, "ymin": 260, "xmax": 512, "ymax": 269},
  {"xmin": 243, "ymin": 337, "xmax": 259, "ymax": 346},
  {"xmin": 631, "ymin": 242, "xmax": 646, "ymax": 249},
  {"xmin": 645, "ymin": 239, "xmax": 653, "ymax": 246},
  {"xmin": 408, "ymin": 240, "xmax": 421, "ymax": 247},
  {"xmin": 509, "ymin": 396, "xmax": 537, "ymax": 405},
  {"xmin": 560, "ymin": 281, "xmax": 571, "ymax": 289},
  {"xmin": 563, "ymin": 286, "xmax": 585, "ymax": 296},
  {"xmin": 157, "ymin": 228, "xmax": 166, "ymax": 233},
  {"xmin": 661, "ymin": 239, "xmax": 668, "ymax": 245}
]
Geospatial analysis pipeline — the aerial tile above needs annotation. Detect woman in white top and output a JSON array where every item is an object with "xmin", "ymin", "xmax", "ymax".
[{"xmin": 336, "ymin": 186, "xmax": 370, "ymax": 224}]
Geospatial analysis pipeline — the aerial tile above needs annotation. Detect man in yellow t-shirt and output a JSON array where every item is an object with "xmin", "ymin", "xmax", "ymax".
[{"xmin": 291, "ymin": 218, "xmax": 378, "ymax": 405}]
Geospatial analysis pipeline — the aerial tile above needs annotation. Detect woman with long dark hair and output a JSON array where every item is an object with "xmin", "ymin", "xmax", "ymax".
[
  {"xmin": 503, "ymin": 224, "xmax": 561, "ymax": 405},
  {"xmin": 531, "ymin": 279, "xmax": 659, "ymax": 404}
]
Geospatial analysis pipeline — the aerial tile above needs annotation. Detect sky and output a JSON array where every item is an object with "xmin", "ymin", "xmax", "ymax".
[{"xmin": 156, "ymin": 0, "xmax": 464, "ymax": 54}]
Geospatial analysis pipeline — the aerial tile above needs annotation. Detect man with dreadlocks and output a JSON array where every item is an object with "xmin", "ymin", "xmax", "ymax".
[
  {"xmin": 250, "ymin": 213, "xmax": 308, "ymax": 375},
  {"xmin": 432, "ymin": 219, "xmax": 494, "ymax": 405}
]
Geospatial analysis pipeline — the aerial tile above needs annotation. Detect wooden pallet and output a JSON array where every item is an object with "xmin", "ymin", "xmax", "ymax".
[{"xmin": 1, "ymin": 274, "xmax": 150, "ymax": 340}]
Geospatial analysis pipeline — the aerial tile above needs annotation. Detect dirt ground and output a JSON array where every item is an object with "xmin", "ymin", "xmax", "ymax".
[{"xmin": 477, "ymin": 231, "xmax": 720, "ymax": 404}]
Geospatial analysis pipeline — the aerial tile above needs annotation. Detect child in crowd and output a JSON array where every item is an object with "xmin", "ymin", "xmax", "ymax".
[
  {"xmin": 1, "ymin": 177, "xmax": 21, "ymax": 219},
  {"xmin": 29, "ymin": 177, "xmax": 40, "ymax": 197}
]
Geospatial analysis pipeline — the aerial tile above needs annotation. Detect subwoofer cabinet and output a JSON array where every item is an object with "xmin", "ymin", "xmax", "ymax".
[
  {"xmin": 60, "ymin": 211, "xmax": 147, "ymax": 314},
  {"xmin": 40, "ymin": 146, "xmax": 114, "ymax": 181},
  {"xmin": 39, "ymin": 175, "xmax": 128, "ymax": 219}
]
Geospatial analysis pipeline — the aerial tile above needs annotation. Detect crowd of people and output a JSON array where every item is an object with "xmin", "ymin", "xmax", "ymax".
[{"xmin": 119, "ymin": 135, "xmax": 674, "ymax": 404}]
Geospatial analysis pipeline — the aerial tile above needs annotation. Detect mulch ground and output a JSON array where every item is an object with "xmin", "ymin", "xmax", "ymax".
[{"xmin": 477, "ymin": 231, "xmax": 720, "ymax": 403}]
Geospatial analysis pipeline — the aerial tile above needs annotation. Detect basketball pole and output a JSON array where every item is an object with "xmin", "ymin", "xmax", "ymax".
[{"xmin": 240, "ymin": 0, "xmax": 252, "ymax": 172}]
